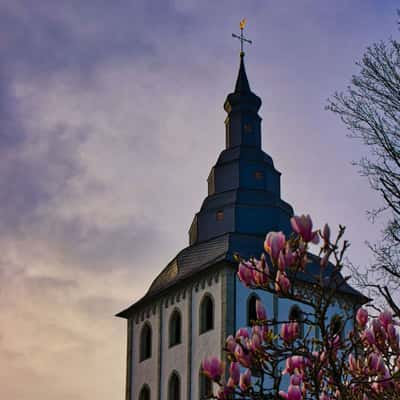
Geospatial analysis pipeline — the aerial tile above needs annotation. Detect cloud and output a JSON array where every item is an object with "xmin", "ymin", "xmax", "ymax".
[{"xmin": 0, "ymin": 1, "xmax": 398, "ymax": 399}]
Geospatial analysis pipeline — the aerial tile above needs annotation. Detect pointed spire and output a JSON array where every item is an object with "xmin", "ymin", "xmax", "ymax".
[
  {"xmin": 234, "ymin": 52, "xmax": 251, "ymax": 94},
  {"xmin": 224, "ymin": 52, "xmax": 261, "ymax": 114}
]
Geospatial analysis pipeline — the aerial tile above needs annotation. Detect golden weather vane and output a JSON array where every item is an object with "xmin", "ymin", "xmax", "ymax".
[{"xmin": 232, "ymin": 19, "xmax": 252, "ymax": 55}]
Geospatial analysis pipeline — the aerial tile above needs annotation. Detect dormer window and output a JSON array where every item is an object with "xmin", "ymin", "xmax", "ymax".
[
  {"xmin": 244, "ymin": 123, "xmax": 252, "ymax": 133},
  {"xmin": 255, "ymin": 171, "xmax": 264, "ymax": 180},
  {"xmin": 216, "ymin": 210, "xmax": 224, "ymax": 221}
]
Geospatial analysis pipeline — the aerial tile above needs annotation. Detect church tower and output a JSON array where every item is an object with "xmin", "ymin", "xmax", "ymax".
[{"xmin": 117, "ymin": 41, "xmax": 364, "ymax": 400}]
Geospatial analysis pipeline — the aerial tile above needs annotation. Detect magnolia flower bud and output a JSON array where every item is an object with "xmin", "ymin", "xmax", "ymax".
[
  {"xmin": 237, "ymin": 261, "xmax": 254, "ymax": 287},
  {"xmin": 256, "ymin": 299, "xmax": 267, "ymax": 320},
  {"xmin": 287, "ymin": 384, "xmax": 302, "ymax": 400},
  {"xmin": 225, "ymin": 335, "xmax": 236, "ymax": 353},
  {"xmin": 275, "ymin": 270, "xmax": 291, "ymax": 293},
  {"xmin": 253, "ymin": 254, "xmax": 269, "ymax": 285},
  {"xmin": 235, "ymin": 328, "xmax": 249, "ymax": 340},
  {"xmin": 356, "ymin": 308, "xmax": 368, "ymax": 328},
  {"xmin": 379, "ymin": 309, "xmax": 392, "ymax": 329},
  {"xmin": 229, "ymin": 362, "xmax": 240, "ymax": 385},
  {"xmin": 291, "ymin": 214, "xmax": 319, "ymax": 244},
  {"xmin": 239, "ymin": 369, "xmax": 251, "ymax": 391},
  {"xmin": 322, "ymin": 223, "xmax": 330, "ymax": 243},
  {"xmin": 234, "ymin": 344, "xmax": 251, "ymax": 368},
  {"xmin": 281, "ymin": 322, "xmax": 299, "ymax": 343},
  {"xmin": 264, "ymin": 231, "xmax": 286, "ymax": 261}
]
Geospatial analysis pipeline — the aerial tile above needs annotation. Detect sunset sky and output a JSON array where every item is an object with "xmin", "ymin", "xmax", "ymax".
[{"xmin": 0, "ymin": 1, "xmax": 398, "ymax": 399}]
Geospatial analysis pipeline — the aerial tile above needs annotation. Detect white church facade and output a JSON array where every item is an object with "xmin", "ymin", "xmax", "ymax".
[{"xmin": 117, "ymin": 51, "xmax": 365, "ymax": 400}]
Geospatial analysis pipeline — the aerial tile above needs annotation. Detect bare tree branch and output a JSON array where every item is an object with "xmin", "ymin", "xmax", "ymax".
[{"xmin": 327, "ymin": 37, "xmax": 400, "ymax": 315}]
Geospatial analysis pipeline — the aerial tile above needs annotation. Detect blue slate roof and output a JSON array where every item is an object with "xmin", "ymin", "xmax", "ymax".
[{"xmin": 116, "ymin": 232, "xmax": 366, "ymax": 317}]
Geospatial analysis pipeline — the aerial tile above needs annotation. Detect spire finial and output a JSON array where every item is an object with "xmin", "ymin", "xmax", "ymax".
[{"xmin": 232, "ymin": 19, "xmax": 252, "ymax": 56}]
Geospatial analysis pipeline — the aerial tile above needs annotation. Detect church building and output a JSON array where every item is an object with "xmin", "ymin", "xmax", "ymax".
[{"xmin": 117, "ymin": 43, "xmax": 365, "ymax": 400}]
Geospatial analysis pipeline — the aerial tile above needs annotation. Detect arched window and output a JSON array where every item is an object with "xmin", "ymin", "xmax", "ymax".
[
  {"xmin": 169, "ymin": 309, "xmax": 182, "ymax": 347},
  {"xmin": 199, "ymin": 368, "xmax": 213, "ymax": 399},
  {"xmin": 289, "ymin": 304, "xmax": 305, "ymax": 338},
  {"xmin": 247, "ymin": 294, "xmax": 259, "ymax": 326},
  {"xmin": 140, "ymin": 322, "xmax": 152, "ymax": 361},
  {"xmin": 168, "ymin": 371, "xmax": 180, "ymax": 400},
  {"xmin": 139, "ymin": 385, "xmax": 151, "ymax": 400},
  {"xmin": 199, "ymin": 294, "xmax": 214, "ymax": 334}
]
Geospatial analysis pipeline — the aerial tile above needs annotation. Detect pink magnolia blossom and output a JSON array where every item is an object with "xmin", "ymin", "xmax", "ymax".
[
  {"xmin": 249, "ymin": 331, "xmax": 262, "ymax": 352},
  {"xmin": 253, "ymin": 268, "xmax": 268, "ymax": 286},
  {"xmin": 291, "ymin": 214, "xmax": 319, "ymax": 244},
  {"xmin": 237, "ymin": 261, "xmax": 254, "ymax": 287},
  {"xmin": 234, "ymin": 344, "xmax": 252, "ymax": 368},
  {"xmin": 225, "ymin": 335, "xmax": 236, "ymax": 353},
  {"xmin": 235, "ymin": 327, "xmax": 249, "ymax": 340},
  {"xmin": 379, "ymin": 309, "xmax": 393, "ymax": 329},
  {"xmin": 264, "ymin": 231, "xmax": 286, "ymax": 261},
  {"xmin": 253, "ymin": 254, "xmax": 270, "ymax": 286},
  {"xmin": 275, "ymin": 270, "xmax": 291, "ymax": 294},
  {"xmin": 348, "ymin": 353, "xmax": 360, "ymax": 374},
  {"xmin": 322, "ymin": 223, "xmax": 330, "ymax": 244},
  {"xmin": 367, "ymin": 352, "xmax": 384, "ymax": 374},
  {"xmin": 361, "ymin": 328, "xmax": 376, "ymax": 346},
  {"xmin": 202, "ymin": 356, "xmax": 224, "ymax": 381},
  {"xmin": 229, "ymin": 362, "xmax": 240, "ymax": 385},
  {"xmin": 239, "ymin": 369, "xmax": 252, "ymax": 391},
  {"xmin": 279, "ymin": 391, "xmax": 289, "ymax": 400},
  {"xmin": 356, "ymin": 307, "xmax": 368, "ymax": 328},
  {"xmin": 282, "ymin": 356, "xmax": 305, "ymax": 375},
  {"xmin": 278, "ymin": 247, "xmax": 297, "ymax": 271},
  {"xmin": 371, "ymin": 318, "xmax": 381, "ymax": 333},
  {"xmin": 281, "ymin": 322, "xmax": 300, "ymax": 343},
  {"xmin": 226, "ymin": 377, "xmax": 235, "ymax": 389},
  {"xmin": 256, "ymin": 299, "xmax": 267, "ymax": 320},
  {"xmin": 290, "ymin": 374, "xmax": 302, "ymax": 386},
  {"xmin": 288, "ymin": 384, "xmax": 302, "ymax": 400},
  {"xmin": 279, "ymin": 384, "xmax": 302, "ymax": 400},
  {"xmin": 387, "ymin": 324, "xmax": 399, "ymax": 351},
  {"xmin": 372, "ymin": 319, "xmax": 388, "ymax": 349}
]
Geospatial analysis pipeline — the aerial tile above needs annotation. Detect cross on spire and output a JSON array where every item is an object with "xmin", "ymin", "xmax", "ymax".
[{"xmin": 232, "ymin": 19, "xmax": 252, "ymax": 56}]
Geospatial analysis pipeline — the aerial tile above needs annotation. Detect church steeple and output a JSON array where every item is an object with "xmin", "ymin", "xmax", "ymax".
[
  {"xmin": 223, "ymin": 53, "xmax": 262, "ymax": 150},
  {"xmin": 234, "ymin": 53, "xmax": 251, "ymax": 94},
  {"xmin": 188, "ymin": 34, "xmax": 294, "ymax": 246}
]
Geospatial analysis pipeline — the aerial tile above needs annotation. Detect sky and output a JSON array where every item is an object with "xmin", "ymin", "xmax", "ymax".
[{"xmin": 0, "ymin": 1, "xmax": 398, "ymax": 399}]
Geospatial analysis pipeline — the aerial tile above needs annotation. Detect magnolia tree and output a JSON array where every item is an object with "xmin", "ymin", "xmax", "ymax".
[{"xmin": 202, "ymin": 215, "xmax": 400, "ymax": 400}]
